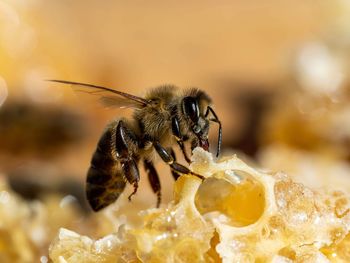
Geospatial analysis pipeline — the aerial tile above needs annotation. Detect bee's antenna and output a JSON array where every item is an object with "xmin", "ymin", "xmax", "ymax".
[{"xmin": 205, "ymin": 106, "xmax": 222, "ymax": 157}]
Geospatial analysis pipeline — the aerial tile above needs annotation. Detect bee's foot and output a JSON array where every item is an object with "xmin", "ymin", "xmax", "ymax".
[
  {"xmin": 128, "ymin": 182, "xmax": 138, "ymax": 201},
  {"xmin": 190, "ymin": 172, "xmax": 205, "ymax": 181},
  {"xmin": 155, "ymin": 191, "xmax": 161, "ymax": 208}
]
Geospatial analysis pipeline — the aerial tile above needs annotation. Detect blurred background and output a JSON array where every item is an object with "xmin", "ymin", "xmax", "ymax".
[{"xmin": 1, "ymin": 0, "xmax": 350, "ymax": 261}]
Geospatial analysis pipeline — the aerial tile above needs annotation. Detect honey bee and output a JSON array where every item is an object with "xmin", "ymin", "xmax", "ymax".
[{"xmin": 49, "ymin": 80, "xmax": 222, "ymax": 211}]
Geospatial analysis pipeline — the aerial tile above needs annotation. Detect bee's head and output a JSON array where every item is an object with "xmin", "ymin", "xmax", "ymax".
[{"xmin": 182, "ymin": 96, "xmax": 210, "ymax": 151}]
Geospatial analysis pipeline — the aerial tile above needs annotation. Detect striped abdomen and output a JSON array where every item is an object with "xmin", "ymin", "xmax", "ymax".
[{"xmin": 86, "ymin": 126, "xmax": 126, "ymax": 211}]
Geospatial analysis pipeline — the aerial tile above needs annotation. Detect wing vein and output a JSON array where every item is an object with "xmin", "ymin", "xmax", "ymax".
[{"xmin": 47, "ymin": 79, "xmax": 149, "ymax": 106}]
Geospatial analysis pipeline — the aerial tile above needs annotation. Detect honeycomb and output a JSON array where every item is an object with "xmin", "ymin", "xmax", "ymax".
[
  {"xmin": 0, "ymin": 175, "xmax": 85, "ymax": 263},
  {"xmin": 49, "ymin": 148, "xmax": 350, "ymax": 263}
]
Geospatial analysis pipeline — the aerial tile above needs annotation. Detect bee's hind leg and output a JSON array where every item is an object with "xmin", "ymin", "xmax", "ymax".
[
  {"xmin": 115, "ymin": 120, "xmax": 140, "ymax": 202},
  {"xmin": 153, "ymin": 141, "xmax": 204, "ymax": 180},
  {"xmin": 123, "ymin": 159, "xmax": 140, "ymax": 201}
]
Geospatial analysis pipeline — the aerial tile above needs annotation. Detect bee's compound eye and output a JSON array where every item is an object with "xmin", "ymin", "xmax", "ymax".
[{"xmin": 183, "ymin": 97, "xmax": 199, "ymax": 123}]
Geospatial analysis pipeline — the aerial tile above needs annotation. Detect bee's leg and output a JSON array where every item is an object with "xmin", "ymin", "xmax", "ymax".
[
  {"xmin": 191, "ymin": 138, "xmax": 198, "ymax": 152},
  {"xmin": 169, "ymin": 148, "xmax": 181, "ymax": 180},
  {"xmin": 143, "ymin": 160, "xmax": 161, "ymax": 207},
  {"xmin": 205, "ymin": 106, "xmax": 222, "ymax": 157},
  {"xmin": 115, "ymin": 120, "xmax": 140, "ymax": 201},
  {"xmin": 123, "ymin": 159, "xmax": 140, "ymax": 201},
  {"xmin": 154, "ymin": 141, "xmax": 204, "ymax": 180},
  {"xmin": 177, "ymin": 140, "xmax": 191, "ymax": 164},
  {"xmin": 172, "ymin": 116, "xmax": 191, "ymax": 163}
]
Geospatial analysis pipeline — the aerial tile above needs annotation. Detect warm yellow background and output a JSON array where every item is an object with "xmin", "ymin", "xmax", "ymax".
[{"xmin": 0, "ymin": 0, "xmax": 345, "ymax": 205}]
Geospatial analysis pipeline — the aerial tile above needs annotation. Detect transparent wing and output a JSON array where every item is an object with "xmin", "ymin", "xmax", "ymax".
[
  {"xmin": 98, "ymin": 95, "xmax": 141, "ymax": 109},
  {"xmin": 48, "ymin": 80, "xmax": 149, "ymax": 109}
]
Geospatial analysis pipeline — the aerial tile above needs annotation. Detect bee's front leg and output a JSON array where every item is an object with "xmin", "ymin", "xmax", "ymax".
[
  {"xmin": 153, "ymin": 141, "xmax": 204, "ymax": 180},
  {"xmin": 205, "ymin": 106, "xmax": 222, "ymax": 157},
  {"xmin": 171, "ymin": 116, "xmax": 191, "ymax": 164}
]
